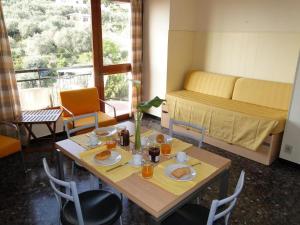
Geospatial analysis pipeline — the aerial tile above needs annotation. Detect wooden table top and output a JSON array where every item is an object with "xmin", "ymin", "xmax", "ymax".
[
  {"xmin": 55, "ymin": 121, "xmax": 231, "ymax": 219},
  {"xmin": 15, "ymin": 109, "xmax": 62, "ymax": 124}
]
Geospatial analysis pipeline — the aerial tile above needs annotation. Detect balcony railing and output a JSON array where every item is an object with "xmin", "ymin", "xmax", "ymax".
[{"xmin": 15, "ymin": 65, "xmax": 131, "ymax": 116}]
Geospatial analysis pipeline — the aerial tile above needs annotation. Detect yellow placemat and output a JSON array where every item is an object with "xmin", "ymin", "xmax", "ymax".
[
  {"xmin": 71, "ymin": 133, "xmax": 117, "ymax": 149},
  {"xmin": 130, "ymin": 130, "xmax": 153, "ymax": 143},
  {"xmin": 79, "ymin": 146, "xmax": 140, "ymax": 182},
  {"xmin": 143, "ymin": 157, "xmax": 218, "ymax": 196},
  {"xmin": 171, "ymin": 138, "xmax": 193, "ymax": 153},
  {"xmin": 71, "ymin": 133, "xmax": 92, "ymax": 149}
]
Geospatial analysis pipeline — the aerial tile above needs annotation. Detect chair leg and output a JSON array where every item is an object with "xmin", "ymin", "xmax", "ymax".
[
  {"xmin": 119, "ymin": 216, "xmax": 123, "ymax": 225},
  {"xmin": 71, "ymin": 161, "xmax": 75, "ymax": 180},
  {"xmin": 20, "ymin": 148, "xmax": 28, "ymax": 173},
  {"xmin": 89, "ymin": 174, "xmax": 96, "ymax": 189}
]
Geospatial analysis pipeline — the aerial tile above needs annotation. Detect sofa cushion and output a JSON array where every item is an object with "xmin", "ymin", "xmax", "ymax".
[
  {"xmin": 167, "ymin": 90, "xmax": 287, "ymax": 150},
  {"xmin": 184, "ymin": 71, "xmax": 238, "ymax": 99},
  {"xmin": 232, "ymin": 78, "xmax": 293, "ymax": 110}
]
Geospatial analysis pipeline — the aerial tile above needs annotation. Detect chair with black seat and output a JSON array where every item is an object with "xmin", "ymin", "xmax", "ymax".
[
  {"xmin": 169, "ymin": 118, "xmax": 206, "ymax": 148},
  {"xmin": 43, "ymin": 158, "xmax": 123, "ymax": 225},
  {"xmin": 0, "ymin": 121, "xmax": 26, "ymax": 172},
  {"xmin": 163, "ymin": 170, "xmax": 245, "ymax": 225}
]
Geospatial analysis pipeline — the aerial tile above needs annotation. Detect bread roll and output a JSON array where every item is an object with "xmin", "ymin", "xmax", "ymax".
[
  {"xmin": 171, "ymin": 167, "xmax": 191, "ymax": 179},
  {"xmin": 95, "ymin": 150, "xmax": 111, "ymax": 160}
]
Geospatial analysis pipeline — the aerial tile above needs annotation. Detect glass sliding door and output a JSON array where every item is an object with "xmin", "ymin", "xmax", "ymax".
[{"xmin": 91, "ymin": 0, "xmax": 132, "ymax": 118}]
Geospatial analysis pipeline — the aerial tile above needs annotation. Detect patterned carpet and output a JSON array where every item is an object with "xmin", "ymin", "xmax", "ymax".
[{"xmin": 0, "ymin": 115, "xmax": 299, "ymax": 225}]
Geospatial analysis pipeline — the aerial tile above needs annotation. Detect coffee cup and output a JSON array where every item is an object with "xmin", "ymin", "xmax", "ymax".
[
  {"xmin": 132, "ymin": 154, "xmax": 142, "ymax": 166},
  {"xmin": 176, "ymin": 151, "xmax": 187, "ymax": 163}
]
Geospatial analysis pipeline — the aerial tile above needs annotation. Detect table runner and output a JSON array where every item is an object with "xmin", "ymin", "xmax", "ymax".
[
  {"xmin": 142, "ymin": 156, "xmax": 218, "ymax": 195},
  {"xmin": 79, "ymin": 146, "xmax": 140, "ymax": 182}
]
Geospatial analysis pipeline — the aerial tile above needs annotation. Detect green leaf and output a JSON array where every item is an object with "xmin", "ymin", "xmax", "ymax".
[{"xmin": 137, "ymin": 96, "xmax": 165, "ymax": 112}]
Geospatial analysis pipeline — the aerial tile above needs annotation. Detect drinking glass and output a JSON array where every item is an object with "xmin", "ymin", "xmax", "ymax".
[
  {"xmin": 106, "ymin": 140, "xmax": 117, "ymax": 149},
  {"xmin": 161, "ymin": 143, "xmax": 172, "ymax": 156},
  {"xmin": 142, "ymin": 161, "xmax": 154, "ymax": 179}
]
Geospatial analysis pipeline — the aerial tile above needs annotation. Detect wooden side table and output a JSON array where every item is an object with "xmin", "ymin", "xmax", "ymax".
[{"xmin": 15, "ymin": 108, "xmax": 63, "ymax": 144}]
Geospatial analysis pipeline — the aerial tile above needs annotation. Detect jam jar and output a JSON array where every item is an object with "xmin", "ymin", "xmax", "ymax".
[{"xmin": 148, "ymin": 145, "xmax": 160, "ymax": 163}]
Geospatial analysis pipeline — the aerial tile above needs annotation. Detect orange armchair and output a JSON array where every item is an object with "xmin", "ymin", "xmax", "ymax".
[
  {"xmin": 0, "ymin": 121, "xmax": 25, "ymax": 171},
  {"xmin": 60, "ymin": 87, "xmax": 117, "ymax": 130}
]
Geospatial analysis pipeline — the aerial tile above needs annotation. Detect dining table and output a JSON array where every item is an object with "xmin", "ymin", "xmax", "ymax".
[{"xmin": 55, "ymin": 121, "xmax": 231, "ymax": 225}]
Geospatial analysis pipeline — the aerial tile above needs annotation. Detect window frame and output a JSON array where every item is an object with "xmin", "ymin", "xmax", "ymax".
[{"xmin": 90, "ymin": 0, "xmax": 132, "ymax": 118}]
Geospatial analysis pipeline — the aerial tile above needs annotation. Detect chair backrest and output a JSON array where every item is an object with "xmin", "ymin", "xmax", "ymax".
[
  {"xmin": 42, "ymin": 158, "xmax": 84, "ymax": 225},
  {"xmin": 64, "ymin": 112, "xmax": 99, "ymax": 138},
  {"xmin": 206, "ymin": 170, "xmax": 245, "ymax": 225},
  {"xmin": 60, "ymin": 87, "xmax": 100, "ymax": 117},
  {"xmin": 169, "ymin": 118, "xmax": 205, "ymax": 148}
]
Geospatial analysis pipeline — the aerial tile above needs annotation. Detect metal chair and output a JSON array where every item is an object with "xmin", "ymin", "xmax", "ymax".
[
  {"xmin": 162, "ymin": 170, "xmax": 245, "ymax": 225},
  {"xmin": 63, "ymin": 112, "xmax": 99, "ymax": 188},
  {"xmin": 169, "ymin": 118, "xmax": 206, "ymax": 148},
  {"xmin": 0, "ymin": 121, "xmax": 26, "ymax": 172},
  {"xmin": 63, "ymin": 112, "xmax": 99, "ymax": 138},
  {"xmin": 60, "ymin": 87, "xmax": 117, "ymax": 130},
  {"xmin": 43, "ymin": 158, "xmax": 123, "ymax": 225}
]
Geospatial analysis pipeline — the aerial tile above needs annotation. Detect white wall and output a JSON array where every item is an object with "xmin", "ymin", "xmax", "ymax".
[
  {"xmin": 280, "ymin": 54, "xmax": 300, "ymax": 164},
  {"xmin": 143, "ymin": 0, "xmax": 170, "ymax": 117},
  {"xmin": 192, "ymin": 32, "xmax": 300, "ymax": 83},
  {"xmin": 196, "ymin": 0, "xmax": 300, "ymax": 32},
  {"xmin": 191, "ymin": 0, "xmax": 300, "ymax": 83}
]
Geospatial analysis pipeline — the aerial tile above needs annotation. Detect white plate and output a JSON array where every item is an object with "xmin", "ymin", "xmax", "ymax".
[
  {"xmin": 94, "ymin": 150, "xmax": 122, "ymax": 166},
  {"xmin": 95, "ymin": 127, "xmax": 117, "ymax": 137},
  {"xmin": 164, "ymin": 164, "xmax": 196, "ymax": 181}
]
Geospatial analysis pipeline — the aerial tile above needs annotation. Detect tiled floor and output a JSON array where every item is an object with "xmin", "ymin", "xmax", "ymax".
[{"xmin": 0, "ymin": 116, "xmax": 299, "ymax": 225}]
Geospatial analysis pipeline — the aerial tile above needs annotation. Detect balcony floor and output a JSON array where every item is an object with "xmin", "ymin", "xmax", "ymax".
[{"xmin": 0, "ymin": 115, "xmax": 299, "ymax": 225}]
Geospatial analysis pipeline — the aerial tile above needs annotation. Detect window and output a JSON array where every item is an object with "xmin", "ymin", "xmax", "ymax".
[
  {"xmin": 3, "ymin": 0, "xmax": 132, "ymax": 117},
  {"xmin": 91, "ymin": 0, "xmax": 132, "ymax": 118}
]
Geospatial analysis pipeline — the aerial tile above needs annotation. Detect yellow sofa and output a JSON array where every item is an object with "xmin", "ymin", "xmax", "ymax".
[{"xmin": 162, "ymin": 71, "xmax": 293, "ymax": 165}]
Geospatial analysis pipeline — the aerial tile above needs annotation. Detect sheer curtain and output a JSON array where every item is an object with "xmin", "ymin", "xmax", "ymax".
[
  {"xmin": 0, "ymin": 1, "xmax": 21, "ymax": 122},
  {"xmin": 131, "ymin": 0, "xmax": 143, "ymax": 109}
]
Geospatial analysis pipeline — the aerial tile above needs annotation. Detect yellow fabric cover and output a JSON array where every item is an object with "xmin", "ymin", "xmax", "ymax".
[
  {"xmin": 63, "ymin": 111, "xmax": 117, "ymax": 129},
  {"xmin": 60, "ymin": 88, "xmax": 100, "ymax": 116},
  {"xmin": 0, "ymin": 135, "xmax": 21, "ymax": 158},
  {"xmin": 232, "ymin": 78, "xmax": 292, "ymax": 110},
  {"xmin": 184, "ymin": 71, "xmax": 238, "ymax": 99},
  {"xmin": 167, "ymin": 90, "xmax": 288, "ymax": 151}
]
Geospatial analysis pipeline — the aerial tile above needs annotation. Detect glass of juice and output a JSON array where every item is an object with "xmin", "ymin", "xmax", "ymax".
[
  {"xmin": 142, "ymin": 161, "xmax": 154, "ymax": 179},
  {"xmin": 161, "ymin": 142, "xmax": 172, "ymax": 156},
  {"xmin": 106, "ymin": 140, "xmax": 117, "ymax": 149}
]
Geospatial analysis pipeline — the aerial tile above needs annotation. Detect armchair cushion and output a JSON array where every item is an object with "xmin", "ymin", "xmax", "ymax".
[
  {"xmin": 0, "ymin": 135, "xmax": 21, "ymax": 158},
  {"xmin": 60, "ymin": 88, "xmax": 101, "ymax": 116},
  {"xmin": 63, "ymin": 112, "xmax": 117, "ymax": 129}
]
